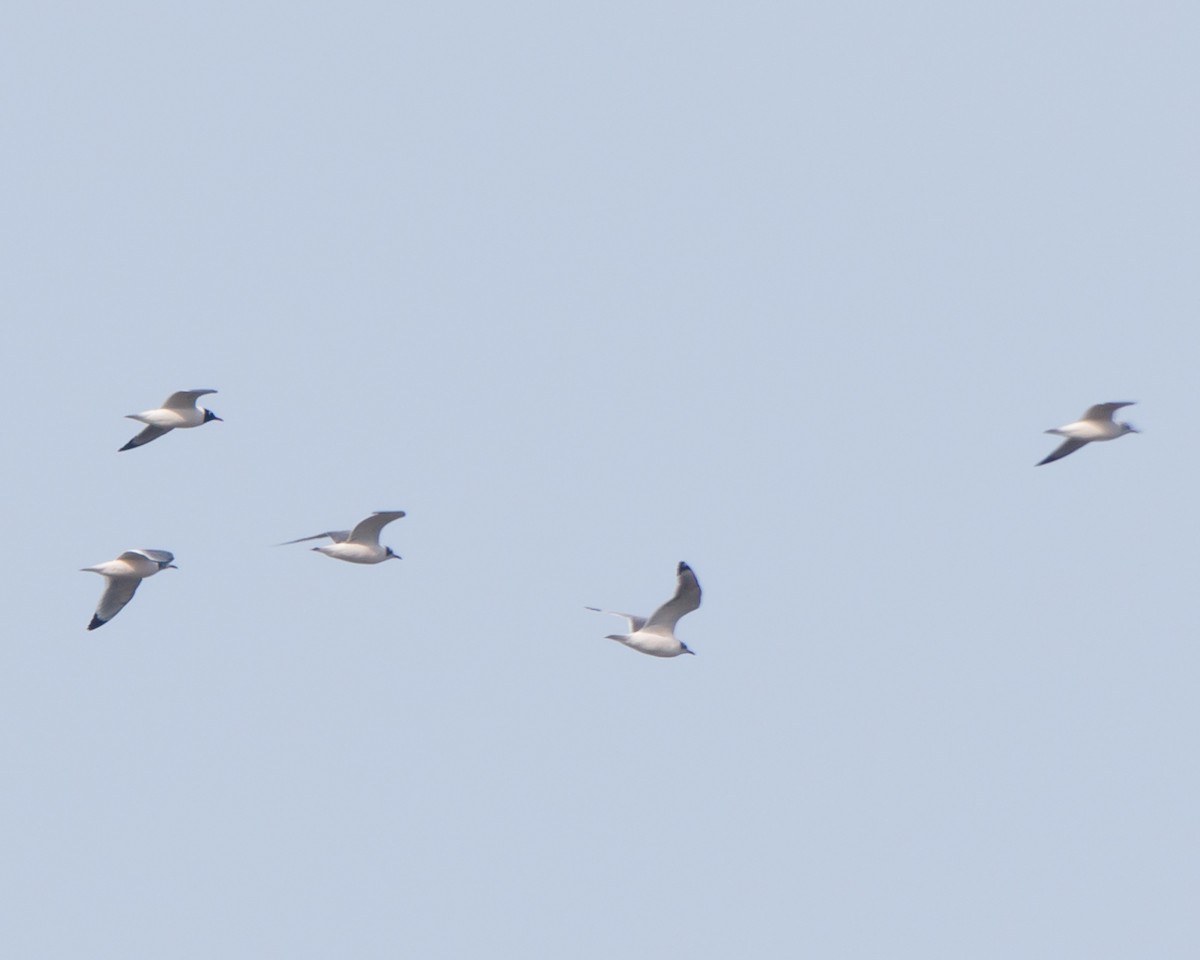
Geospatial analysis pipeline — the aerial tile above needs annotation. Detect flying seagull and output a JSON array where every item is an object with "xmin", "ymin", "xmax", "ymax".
[
  {"xmin": 586, "ymin": 561, "xmax": 701, "ymax": 657},
  {"xmin": 119, "ymin": 389, "xmax": 222, "ymax": 452},
  {"xmin": 1037, "ymin": 402, "xmax": 1139, "ymax": 466},
  {"xmin": 281, "ymin": 510, "xmax": 406, "ymax": 564},
  {"xmin": 80, "ymin": 548, "xmax": 176, "ymax": 630}
]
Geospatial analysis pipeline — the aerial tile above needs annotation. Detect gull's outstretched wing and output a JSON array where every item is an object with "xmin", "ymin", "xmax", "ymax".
[
  {"xmin": 280, "ymin": 530, "xmax": 352, "ymax": 545},
  {"xmin": 119, "ymin": 424, "xmax": 172, "ymax": 452},
  {"xmin": 162, "ymin": 389, "xmax": 218, "ymax": 410},
  {"xmin": 122, "ymin": 549, "xmax": 175, "ymax": 566},
  {"xmin": 1037, "ymin": 437, "xmax": 1089, "ymax": 466},
  {"xmin": 1082, "ymin": 401, "xmax": 1135, "ymax": 422},
  {"xmin": 643, "ymin": 562, "xmax": 702, "ymax": 634},
  {"xmin": 347, "ymin": 511, "xmax": 407, "ymax": 546},
  {"xmin": 89, "ymin": 577, "xmax": 141, "ymax": 630},
  {"xmin": 584, "ymin": 607, "xmax": 648, "ymax": 633}
]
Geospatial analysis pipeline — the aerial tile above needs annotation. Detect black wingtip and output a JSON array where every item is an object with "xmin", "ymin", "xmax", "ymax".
[
  {"xmin": 678, "ymin": 561, "xmax": 691, "ymax": 573},
  {"xmin": 87, "ymin": 614, "xmax": 106, "ymax": 631},
  {"xmin": 117, "ymin": 441, "xmax": 135, "ymax": 452}
]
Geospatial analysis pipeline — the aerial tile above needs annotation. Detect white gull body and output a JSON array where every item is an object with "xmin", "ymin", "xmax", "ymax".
[
  {"xmin": 1037, "ymin": 401, "xmax": 1139, "ymax": 466},
  {"xmin": 587, "ymin": 561, "xmax": 701, "ymax": 657},
  {"xmin": 282, "ymin": 511, "xmax": 406, "ymax": 564},
  {"xmin": 80, "ymin": 548, "xmax": 176, "ymax": 630},
  {"xmin": 120, "ymin": 389, "xmax": 222, "ymax": 451}
]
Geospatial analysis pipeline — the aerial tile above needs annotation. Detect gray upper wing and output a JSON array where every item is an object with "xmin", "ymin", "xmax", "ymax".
[
  {"xmin": 643, "ymin": 562, "xmax": 702, "ymax": 633},
  {"xmin": 1037, "ymin": 437, "xmax": 1088, "ymax": 466},
  {"xmin": 347, "ymin": 511, "xmax": 406, "ymax": 545},
  {"xmin": 280, "ymin": 530, "xmax": 351, "ymax": 545},
  {"xmin": 119, "ymin": 424, "xmax": 171, "ymax": 451},
  {"xmin": 1082, "ymin": 401, "xmax": 1135, "ymax": 422},
  {"xmin": 584, "ymin": 607, "xmax": 648, "ymax": 633},
  {"xmin": 162, "ymin": 389, "xmax": 217, "ymax": 410},
  {"xmin": 92, "ymin": 577, "xmax": 141, "ymax": 628},
  {"xmin": 122, "ymin": 549, "xmax": 175, "ymax": 565}
]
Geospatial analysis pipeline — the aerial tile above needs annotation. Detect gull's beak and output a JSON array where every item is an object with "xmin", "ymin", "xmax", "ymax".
[
  {"xmin": 165, "ymin": 564, "xmax": 178, "ymax": 569},
  {"xmin": 684, "ymin": 648, "xmax": 696, "ymax": 655},
  {"xmin": 212, "ymin": 415, "xmax": 223, "ymax": 422}
]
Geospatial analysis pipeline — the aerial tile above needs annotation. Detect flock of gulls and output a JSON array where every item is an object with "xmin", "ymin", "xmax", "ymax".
[{"xmin": 82, "ymin": 390, "xmax": 1140, "ymax": 653}]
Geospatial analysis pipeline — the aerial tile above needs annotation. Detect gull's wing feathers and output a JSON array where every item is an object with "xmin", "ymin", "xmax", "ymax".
[
  {"xmin": 643, "ymin": 562, "xmax": 702, "ymax": 634},
  {"xmin": 584, "ymin": 607, "xmax": 648, "ymax": 633},
  {"xmin": 162, "ymin": 389, "xmax": 217, "ymax": 410},
  {"xmin": 89, "ymin": 577, "xmax": 141, "ymax": 630},
  {"xmin": 280, "ymin": 530, "xmax": 351, "ymax": 545},
  {"xmin": 119, "ymin": 424, "xmax": 171, "ymax": 451},
  {"xmin": 121, "ymin": 549, "xmax": 175, "ymax": 565},
  {"xmin": 1037, "ymin": 437, "xmax": 1089, "ymax": 466},
  {"xmin": 1082, "ymin": 401, "xmax": 1135, "ymax": 422},
  {"xmin": 347, "ymin": 511, "xmax": 406, "ymax": 545}
]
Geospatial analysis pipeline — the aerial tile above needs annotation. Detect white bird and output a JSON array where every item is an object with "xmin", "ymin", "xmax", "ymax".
[
  {"xmin": 586, "ymin": 562, "xmax": 701, "ymax": 657},
  {"xmin": 80, "ymin": 549, "xmax": 177, "ymax": 630},
  {"xmin": 281, "ymin": 511, "xmax": 406, "ymax": 564},
  {"xmin": 1037, "ymin": 401, "xmax": 1139, "ymax": 466},
  {"xmin": 119, "ymin": 389, "xmax": 222, "ymax": 452}
]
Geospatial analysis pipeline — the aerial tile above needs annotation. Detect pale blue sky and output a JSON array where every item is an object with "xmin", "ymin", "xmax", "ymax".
[{"xmin": 3, "ymin": 1, "xmax": 1199, "ymax": 956}]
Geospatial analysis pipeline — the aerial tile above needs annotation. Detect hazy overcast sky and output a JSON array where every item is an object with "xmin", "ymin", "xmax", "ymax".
[{"xmin": 3, "ymin": 1, "xmax": 1199, "ymax": 957}]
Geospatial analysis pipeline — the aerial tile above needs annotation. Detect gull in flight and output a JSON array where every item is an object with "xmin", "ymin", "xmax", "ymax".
[
  {"xmin": 281, "ymin": 510, "xmax": 406, "ymax": 564},
  {"xmin": 1037, "ymin": 401, "xmax": 1139, "ymax": 466},
  {"xmin": 119, "ymin": 389, "xmax": 222, "ymax": 452},
  {"xmin": 80, "ymin": 549, "xmax": 176, "ymax": 630},
  {"xmin": 586, "ymin": 561, "xmax": 701, "ymax": 657}
]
